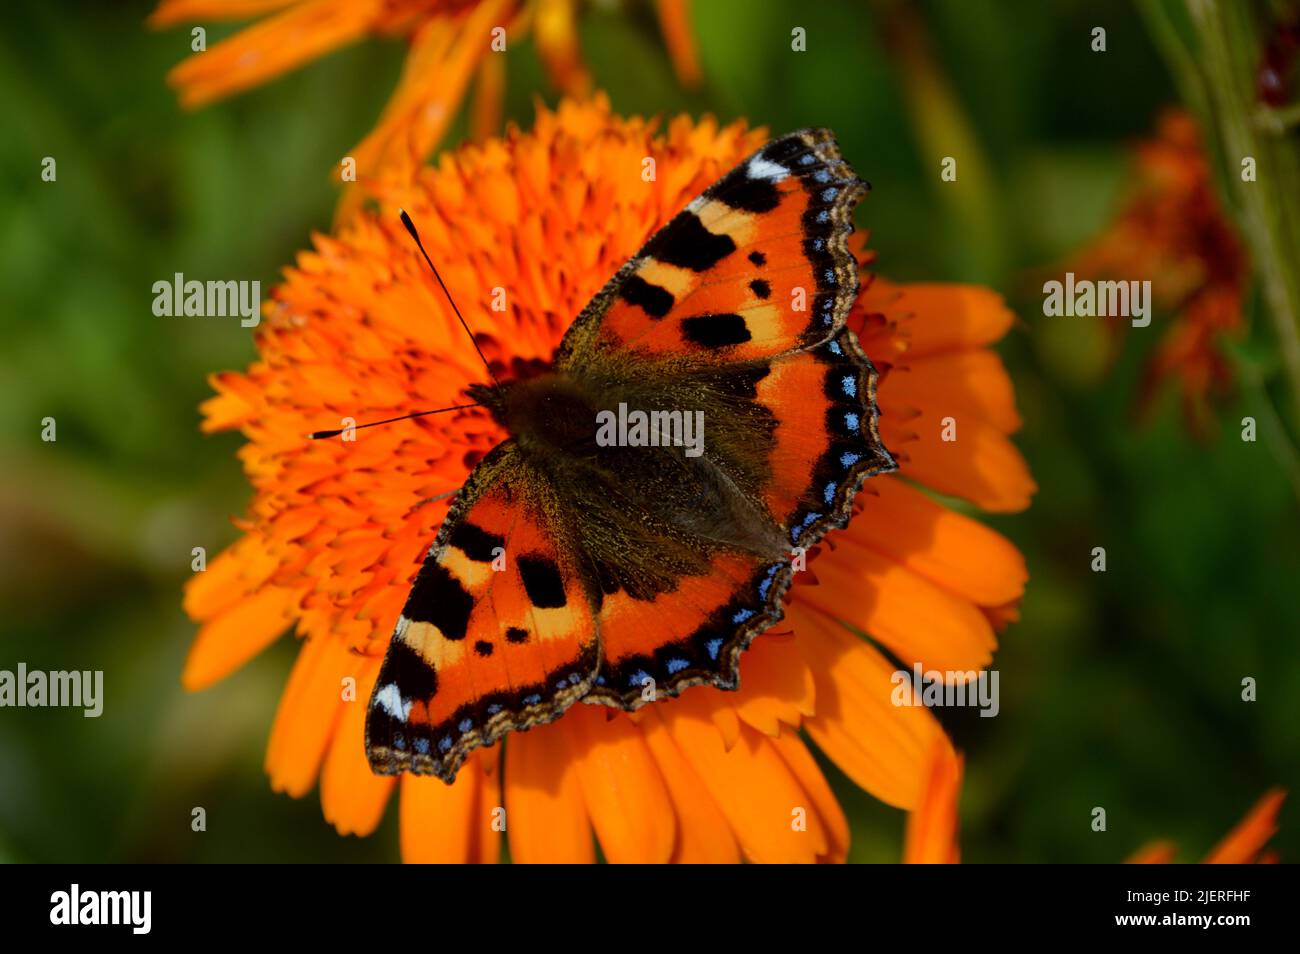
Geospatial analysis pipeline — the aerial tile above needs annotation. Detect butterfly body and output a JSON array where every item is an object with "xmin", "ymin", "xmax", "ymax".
[{"xmin": 366, "ymin": 129, "xmax": 895, "ymax": 782}]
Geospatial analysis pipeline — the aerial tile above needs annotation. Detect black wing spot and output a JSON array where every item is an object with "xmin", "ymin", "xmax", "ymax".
[
  {"xmin": 505, "ymin": 627, "xmax": 529, "ymax": 644},
  {"xmin": 749, "ymin": 251, "xmax": 766, "ymax": 266},
  {"xmin": 474, "ymin": 640, "xmax": 494, "ymax": 657},
  {"xmin": 643, "ymin": 214, "xmax": 736, "ymax": 272},
  {"xmin": 449, "ymin": 522, "xmax": 505, "ymax": 562},
  {"xmin": 762, "ymin": 136, "xmax": 807, "ymax": 164},
  {"xmin": 682, "ymin": 313, "xmax": 751, "ymax": 348},
  {"xmin": 618, "ymin": 274, "xmax": 675, "ymax": 319},
  {"xmin": 716, "ymin": 169, "xmax": 782, "ymax": 213},
  {"xmin": 379, "ymin": 638, "xmax": 438, "ymax": 699},
  {"xmin": 517, "ymin": 554, "xmax": 567, "ymax": 608},
  {"xmin": 750, "ymin": 279, "xmax": 771, "ymax": 299},
  {"xmin": 404, "ymin": 563, "xmax": 474, "ymax": 641}
]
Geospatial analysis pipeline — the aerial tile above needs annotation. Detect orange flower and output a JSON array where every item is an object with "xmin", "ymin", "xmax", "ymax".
[
  {"xmin": 149, "ymin": 0, "xmax": 703, "ymax": 216},
  {"xmin": 1067, "ymin": 109, "xmax": 1249, "ymax": 435},
  {"xmin": 1128, "ymin": 789, "xmax": 1287, "ymax": 864},
  {"xmin": 189, "ymin": 96, "xmax": 1034, "ymax": 862},
  {"xmin": 904, "ymin": 749, "xmax": 1285, "ymax": 863}
]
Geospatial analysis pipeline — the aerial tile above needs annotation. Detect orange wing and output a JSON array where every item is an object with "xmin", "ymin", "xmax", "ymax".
[
  {"xmin": 584, "ymin": 327, "xmax": 894, "ymax": 709},
  {"xmin": 365, "ymin": 443, "xmax": 599, "ymax": 782},
  {"xmin": 556, "ymin": 129, "xmax": 867, "ymax": 369}
]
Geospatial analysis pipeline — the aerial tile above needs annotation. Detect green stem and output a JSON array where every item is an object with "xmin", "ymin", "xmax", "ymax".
[
  {"xmin": 1236, "ymin": 350, "xmax": 1300, "ymax": 504},
  {"xmin": 1139, "ymin": 0, "xmax": 1209, "ymax": 117}
]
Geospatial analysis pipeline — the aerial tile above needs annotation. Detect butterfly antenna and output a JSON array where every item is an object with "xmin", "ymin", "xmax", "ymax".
[
  {"xmin": 309, "ymin": 402, "xmax": 481, "ymax": 440},
  {"xmin": 399, "ymin": 208, "xmax": 500, "ymax": 389}
]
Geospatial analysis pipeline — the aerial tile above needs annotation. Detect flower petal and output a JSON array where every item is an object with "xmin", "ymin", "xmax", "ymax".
[
  {"xmin": 183, "ymin": 536, "xmax": 279, "ymax": 619},
  {"xmin": 793, "ymin": 604, "xmax": 949, "ymax": 810},
  {"xmin": 847, "ymin": 476, "xmax": 1027, "ymax": 608},
  {"xmin": 264, "ymin": 635, "xmax": 353, "ymax": 797},
  {"xmin": 880, "ymin": 413, "xmax": 1036, "ymax": 513},
  {"xmin": 181, "ymin": 582, "xmax": 300, "ymax": 691},
  {"xmin": 710, "ymin": 704, "xmax": 742, "ymax": 751},
  {"xmin": 400, "ymin": 765, "xmax": 479, "ymax": 864},
  {"xmin": 733, "ymin": 632, "xmax": 815, "ymax": 737},
  {"xmin": 504, "ymin": 721, "xmax": 595, "ymax": 863},
  {"xmin": 639, "ymin": 713, "xmax": 740, "ymax": 863},
  {"xmin": 770, "ymin": 728, "xmax": 850, "ymax": 863},
  {"xmin": 902, "ymin": 740, "xmax": 962, "ymax": 863},
  {"xmin": 658, "ymin": 693, "xmax": 830, "ymax": 863},
  {"xmin": 801, "ymin": 547, "xmax": 996, "ymax": 674},
  {"xmin": 160, "ymin": 0, "xmax": 381, "ymax": 109},
  {"xmin": 566, "ymin": 705, "xmax": 675, "ymax": 864},
  {"xmin": 1126, "ymin": 841, "xmax": 1178, "ymax": 864},
  {"xmin": 470, "ymin": 752, "xmax": 505, "ymax": 863},
  {"xmin": 653, "ymin": 0, "xmax": 702, "ymax": 86},
  {"xmin": 349, "ymin": 0, "xmax": 510, "ymax": 195},
  {"xmin": 1203, "ymin": 788, "xmax": 1286, "ymax": 864},
  {"xmin": 320, "ymin": 655, "xmax": 396, "ymax": 837},
  {"xmin": 199, "ymin": 371, "xmax": 260, "ymax": 432},
  {"xmin": 874, "ymin": 282, "xmax": 1016, "ymax": 356},
  {"xmin": 150, "ymin": 1, "xmax": 301, "ymax": 30},
  {"xmin": 885, "ymin": 350, "xmax": 1022, "ymax": 433}
]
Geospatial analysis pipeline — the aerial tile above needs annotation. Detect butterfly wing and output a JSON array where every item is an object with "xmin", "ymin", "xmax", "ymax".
[
  {"xmin": 581, "ymin": 326, "xmax": 894, "ymax": 708},
  {"xmin": 556, "ymin": 128, "xmax": 866, "ymax": 367},
  {"xmin": 365, "ymin": 442, "xmax": 600, "ymax": 782},
  {"xmin": 552, "ymin": 129, "xmax": 895, "ymax": 708}
]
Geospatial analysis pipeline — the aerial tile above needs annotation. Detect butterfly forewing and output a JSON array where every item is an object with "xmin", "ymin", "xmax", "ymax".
[
  {"xmin": 557, "ymin": 128, "xmax": 867, "ymax": 369},
  {"xmin": 365, "ymin": 443, "xmax": 600, "ymax": 782}
]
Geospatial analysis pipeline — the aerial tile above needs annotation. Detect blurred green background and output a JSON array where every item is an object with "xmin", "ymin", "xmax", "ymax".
[{"xmin": 1, "ymin": 0, "xmax": 1296, "ymax": 863}]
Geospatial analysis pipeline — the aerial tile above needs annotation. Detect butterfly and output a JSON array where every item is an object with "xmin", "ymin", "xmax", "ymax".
[{"xmin": 363, "ymin": 128, "xmax": 895, "ymax": 783}]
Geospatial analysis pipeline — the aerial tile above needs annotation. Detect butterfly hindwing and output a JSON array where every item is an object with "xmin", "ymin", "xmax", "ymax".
[
  {"xmin": 365, "ymin": 442, "xmax": 599, "ymax": 782},
  {"xmin": 756, "ymin": 328, "xmax": 894, "ymax": 537},
  {"xmin": 581, "ymin": 326, "xmax": 894, "ymax": 709}
]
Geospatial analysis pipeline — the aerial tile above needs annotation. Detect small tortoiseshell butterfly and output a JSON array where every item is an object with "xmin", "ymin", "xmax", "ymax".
[{"xmin": 364, "ymin": 129, "xmax": 895, "ymax": 782}]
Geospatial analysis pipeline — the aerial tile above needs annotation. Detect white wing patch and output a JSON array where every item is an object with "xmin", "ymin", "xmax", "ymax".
[
  {"xmin": 375, "ymin": 682, "xmax": 412, "ymax": 721},
  {"xmin": 746, "ymin": 156, "xmax": 789, "ymax": 182}
]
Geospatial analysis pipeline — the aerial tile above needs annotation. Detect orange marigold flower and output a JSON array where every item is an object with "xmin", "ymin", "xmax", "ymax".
[
  {"xmin": 1067, "ymin": 108, "xmax": 1249, "ymax": 435},
  {"xmin": 149, "ymin": 0, "xmax": 703, "ymax": 217},
  {"xmin": 189, "ymin": 96, "xmax": 1034, "ymax": 863}
]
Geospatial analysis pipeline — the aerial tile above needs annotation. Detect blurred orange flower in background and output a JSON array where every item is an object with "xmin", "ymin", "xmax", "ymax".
[
  {"xmin": 904, "ymin": 742, "xmax": 1285, "ymax": 863},
  {"xmin": 150, "ymin": 0, "xmax": 702, "ymax": 217},
  {"xmin": 186, "ymin": 96, "xmax": 1034, "ymax": 862},
  {"xmin": 1067, "ymin": 109, "xmax": 1249, "ymax": 435},
  {"xmin": 1128, "ymin": 788, "xmax": 1286, "ymax": 864}
]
